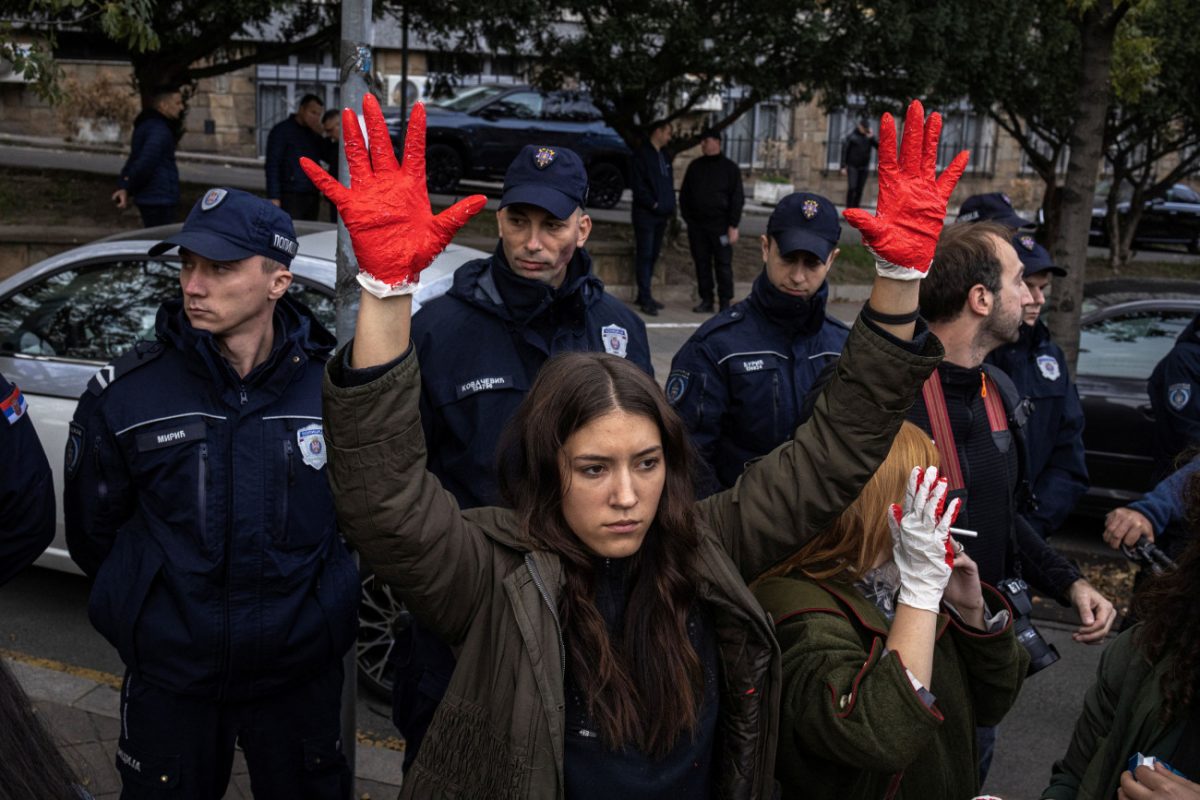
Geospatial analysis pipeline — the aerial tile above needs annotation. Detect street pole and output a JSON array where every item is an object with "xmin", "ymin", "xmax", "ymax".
[{"xmin": 337, "ymin": 0, "xmax": 373, "ymax": 793}]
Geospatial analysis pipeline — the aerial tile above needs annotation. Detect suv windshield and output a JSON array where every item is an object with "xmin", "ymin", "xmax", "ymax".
[{"xmin": 437, "ymin": 85, "xmax": 510, "ymax": 112}]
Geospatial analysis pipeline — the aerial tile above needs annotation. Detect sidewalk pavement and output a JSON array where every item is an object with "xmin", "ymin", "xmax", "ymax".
[
  {"xmin": 6, "ymin": 653, "xmax": 403, "ymax": 799},
  {"xmin": 0, "ymin": 131, "xmax": 877, "ymax": 239}
]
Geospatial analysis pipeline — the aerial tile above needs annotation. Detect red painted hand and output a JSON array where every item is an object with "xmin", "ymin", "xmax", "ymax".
[
  {"xmin": 300, "ymin": 95, "xmax": 487, "ymax": 297},
  {"xmin": 843, "ymin": 99, "xmax": 970, "ymax": 280}
]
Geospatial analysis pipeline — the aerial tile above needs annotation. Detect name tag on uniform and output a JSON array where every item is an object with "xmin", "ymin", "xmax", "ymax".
[
  {"xmin": 457, "ymin": 375, "xmax": 514, "ymax": 399},
  {"xmin": 728, "ymin": 355, "xmax": 780, "ymax": 375},
  {"xmin": 135, "ymin": 421, "xmax": 207, "ymax": 452}
]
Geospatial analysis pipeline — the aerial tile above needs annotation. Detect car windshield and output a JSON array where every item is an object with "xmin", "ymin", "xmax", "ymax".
[
  {"xmin": 1077, "ymin": 310, "xmax": 1194, "ymax": 381},
  {"xmin": 437, "ymin": 85, "xmax": 511, "ymax": 112}
]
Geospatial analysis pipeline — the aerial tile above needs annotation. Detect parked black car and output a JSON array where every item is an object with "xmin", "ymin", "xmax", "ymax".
[
  {"xmin": 1089, "ymin": 182, "xmax": 1200, "ymax": 254},
  {"xmin": 1074, "ymin": 296, "xmax": 1200, "ymax": 515},
  {"xmin": 386, "ymin": 84, "xmax": 632, "ymax": 209}
]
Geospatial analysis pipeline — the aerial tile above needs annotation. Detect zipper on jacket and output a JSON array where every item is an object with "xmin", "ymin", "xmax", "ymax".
[
  {"xmin": 282, "ymin": 440, "xmax": 294, "ymax": 527},
  {"xmin": 217, "ymin": 433, "xmax": 234, "ymax": 702},
  {"xmin": 525, "ymin": 553, "xmax": 566, "ymax": 679},
  {"xmin": 239, "ymin": 386, "xmax": 247, "ymax": 405},
  {"xmin": 197, "ymin": 444, "xmax": 209, "ymax": 542}
]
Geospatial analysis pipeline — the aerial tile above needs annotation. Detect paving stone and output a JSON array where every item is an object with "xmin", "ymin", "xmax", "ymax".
[
  {"xmin": 89, "ymin": 710, "xmax": 122, "ymax": 742},
  {"xmin": 66, "ymin": 740, "xmax": 122, "ymax": 796},
  {"xmin": 5, "ymin": 658, "xmax": 98, "ymax": 705},
  {"xmin": 355, "ymin": 742, "xmax": 403, "ymax": 785},
  {"xmin": 33, "ymin": 700, "xmax": 98, "ymax": 745},
  {"xmin": 74, "ymin": 683, "xmax": 122, "ymax": 720}
]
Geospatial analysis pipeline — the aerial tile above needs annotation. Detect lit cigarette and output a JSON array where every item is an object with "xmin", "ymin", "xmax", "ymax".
[{"xmin": 949, "ymin": 527, "xmax": 978, "ymax": 538}]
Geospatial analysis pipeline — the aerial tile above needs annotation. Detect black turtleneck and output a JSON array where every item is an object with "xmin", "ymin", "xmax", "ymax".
[
  {"xmin": 563, "ymin": 556, "xmax": 719, "ymax": 800},
  {"xmin": 489, "ymin": 242, "xmax": 589, "ymax": 327},
  {"xmin": 746, "ymin": 268, "xmax": 831, "ymax": 339}
]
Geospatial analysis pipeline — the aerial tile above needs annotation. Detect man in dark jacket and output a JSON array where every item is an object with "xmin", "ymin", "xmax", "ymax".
[
  {"xmin": 680, "ymin": 129, "xmax": 745, "ymax": 313},
  {"xmin": 630, "ymin": 120, "xmax": 676, "ymax": 316},
  {"xmin": 986, "ymin": 234, "xmax": 1087, "ymax": 541},
  {"xmin": 1149, "ymin": 312, "xmax": 1200, "ymax": 477},
  {"xmin": 112, "ymin": 86, "xmax": 183, "ymax": 228},
  {"xmin": 912, "ymin": 221, "xmax": 1114, "ymax": 779},
  {"xmin": 669, "ymin": 192, "xmax": 848, "ymax": 494},
  {"xmin": 394, "ymin": 143, "xmax": 653, "ymax": 766},
  {"xmin": 64, "ymin": 188, "xmax": 355, "ymax": 798},
  {"xmin": 266, "ymin": 94, "xmax": 333, "ymax": 221},
  {"xmin": 0, "ymin": 372, "xmax": 54, "ymax": 587},
  {"xmin": 839, "ymin": 117, "xmax": 877, "ymax": 209}
]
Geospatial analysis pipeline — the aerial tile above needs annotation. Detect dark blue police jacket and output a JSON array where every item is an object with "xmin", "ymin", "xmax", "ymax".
[
  {"xmin": 666, "ymin": 272, "xmax": 849, "ymax": 494},
  {"xmin": 0, "ymin": 372, "xmax": 55, "ymax": 588},
  {"xmin": 64, "ymin": 295, "xmax": 357, "ymax": 700},
  {"xmin": 117, "ymin": 110, "xmax": 179, "ymax": 208},
  {"xmin": 1150, "ymin": 313, "xmax": 1200, "ymax": 477},
  {"xmin": 412, "ymin": 244, "xmax": 653, "ymax": 509},
  {"xmin": 986, "ymin": 319, "xmax": 1088, "ymax": 539}
]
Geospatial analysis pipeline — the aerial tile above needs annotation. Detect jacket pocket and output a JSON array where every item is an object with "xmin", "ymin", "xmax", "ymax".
[
  {"xmin": 89, "ymin": 539, "xmax": 164, "ymax": 672},
  {"xmin": 314, "ymin": 543, "xmax": 359, "ymax": 660},
  {"xmin": 274, "ymin": 432, "xmax": 335, "ymax": 551},
  {"xmin": 115, "ymin": 738, "xmax": 181, "ymax": 789}
]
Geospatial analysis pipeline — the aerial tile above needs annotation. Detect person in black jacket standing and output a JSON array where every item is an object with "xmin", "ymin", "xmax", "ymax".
[
  {"xmin": 265, "ymin": 94, "xmax": 333, "ymax": 221},
  {"xmin": 630, "ymin": 120, "xmax": 676, "ymax": 316},
  {"xmin": 839, "ymin": 117, "xmax": 877, "ymax": 210},
  {"xmin": 112, "ymin": 86, "xmax": 183, "ymax": 228},
  {"xmin": 680, "ymin": 129, "xmax": 745, "ymax": 313}
]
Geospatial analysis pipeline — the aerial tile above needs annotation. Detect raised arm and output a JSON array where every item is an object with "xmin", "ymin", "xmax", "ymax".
[
  {"xmin": 304, "ymin": 96, "xmax": 490, "ymax": 638},
  {"xmin": 699, "ymin": 100, "xmax": 966, "ymax": 579}
]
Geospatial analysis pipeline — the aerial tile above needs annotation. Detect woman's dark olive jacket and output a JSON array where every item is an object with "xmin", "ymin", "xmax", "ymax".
[{"xmin": 322, "ymin": 316, "xmax": 942, "ymax": 799}]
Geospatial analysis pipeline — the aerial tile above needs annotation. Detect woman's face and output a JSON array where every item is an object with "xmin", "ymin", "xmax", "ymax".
[{"xmin": 560, "ymin": 409, "xmax": 666, "ymax": 558}]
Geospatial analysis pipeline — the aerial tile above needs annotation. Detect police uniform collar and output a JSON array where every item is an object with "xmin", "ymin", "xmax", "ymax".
[
  {"xmin": 486, "ymin": 243, "xmax": 596, "ymax": 322},
  {"xmin": 747, "ymin": 268, "xmax": 829, "ymax": 337}
]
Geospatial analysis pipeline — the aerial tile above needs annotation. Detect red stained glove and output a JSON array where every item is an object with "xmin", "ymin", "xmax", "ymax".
[
  {"xmin": 299, "ymin": 95, "xmax": 487, "ymax": 298},
  {"xmin": 843, "ymin": 99, "xmax": 970, "ymax": 280}
]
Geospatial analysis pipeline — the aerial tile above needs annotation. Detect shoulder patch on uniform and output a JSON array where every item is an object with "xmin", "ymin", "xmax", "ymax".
[
  {"xmin": 65, "ymin": 421, "xmax": 84, "ymax": 479},
  {"xmin": 1036, "ymin": 353, "xmax": 1060, "ymax": 381},
  {"xmin": 87, "ymin": 341, "xmax": 166, "ymax": 396},
  {"xmin": 1, "ymin": 383, "xmax": 28, "ymax": 425},
  {"xmin": 1170, "ymin": 382, "xmax": 1192, "ymax": 411},
  {"xmin": 665, "ymin": 370, "xmax": 691, "ymax": 405}
]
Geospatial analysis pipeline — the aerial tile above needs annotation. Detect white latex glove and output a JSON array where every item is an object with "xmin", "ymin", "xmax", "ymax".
[{"xmin": 888, "ymin": 466, "xmax": 962, "ymax": 613}]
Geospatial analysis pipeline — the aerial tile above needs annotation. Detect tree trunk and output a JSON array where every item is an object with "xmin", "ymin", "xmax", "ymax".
[
  {"xmin": 1039, "ymin": 177, "xmax": 1062, "ymax": 249},
  {"xmin": 1046, "ymin": 0, "xmax": 1122, "ymax": 371}
]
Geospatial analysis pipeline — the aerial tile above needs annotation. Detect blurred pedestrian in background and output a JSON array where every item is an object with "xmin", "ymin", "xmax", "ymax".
[
  {"xmin": 680, "ymin": 128, "xmax": 744, "ymax": 313},
  {"xmin": 112, "ymin": 86, "xmax": 183, "ymax": 228}
]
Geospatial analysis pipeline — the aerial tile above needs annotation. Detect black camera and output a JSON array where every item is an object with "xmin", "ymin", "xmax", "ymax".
[{"xmin": 996, "ymin": 577, "xmax": 1060, "ymax": 675}]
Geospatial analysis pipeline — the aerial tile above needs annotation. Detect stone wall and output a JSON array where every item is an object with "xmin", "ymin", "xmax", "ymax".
[{"xmin": 181, "ymin": 67, "xmax": 259, "ymax": 157}]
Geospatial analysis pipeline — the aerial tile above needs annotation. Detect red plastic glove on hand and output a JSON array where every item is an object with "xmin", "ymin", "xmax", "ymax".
[
  {"xmin": 299, "ymin": 94, "xmax": 487, "ymax": 298},
  {"xmin": 844, "ymin": 99, "xmax": 970, "ymax": 280}
]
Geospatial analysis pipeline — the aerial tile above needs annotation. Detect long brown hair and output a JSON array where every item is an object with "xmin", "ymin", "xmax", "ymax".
[
  {"xmin": 496, "ymin": 351, "xmax": 703, "ymax": 757},
  {"xmin": 760, "ymin": 422, "xmax": 940, "ymax": 582},
  {"xmin": 1133, "ymin": 465, "xmax": 1200, "ymax": 722}
]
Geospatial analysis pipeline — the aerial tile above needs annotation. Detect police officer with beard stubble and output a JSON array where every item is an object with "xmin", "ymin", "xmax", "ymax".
[{"xmin": 390, "ymin": 144, "xmax": 653, "ymax": 769}]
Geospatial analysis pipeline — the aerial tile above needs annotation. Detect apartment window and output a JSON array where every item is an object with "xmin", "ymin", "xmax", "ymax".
[{"xmin": 722, "ymin": 93, "xmax": 793, "ymax": 172}]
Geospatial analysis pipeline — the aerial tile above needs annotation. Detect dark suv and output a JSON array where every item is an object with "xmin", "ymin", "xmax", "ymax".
[{"xmin": 387, "ymin": 84, "xmax": 632, "ymax": 209}]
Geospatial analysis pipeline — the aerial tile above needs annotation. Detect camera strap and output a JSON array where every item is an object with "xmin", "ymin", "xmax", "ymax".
[{"xmin": 920, "ymin": 368, "xmax": 1009, "ymax": 493}]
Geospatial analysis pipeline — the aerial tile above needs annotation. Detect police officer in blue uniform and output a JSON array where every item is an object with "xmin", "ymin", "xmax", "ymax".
[
  {"xmin": 394, "ymin": 144, "xmax": 653, "ymax": 764},
  {"xmin": 1149, "ymin": 312, "xmax": 1200, "ymax": 477},
  {"xmin": 986, "ymin": 233, "xmax": 1088, "ymax": 540},
  {"xmin": 956, "ymin": 192, "xmax": 1036, "ymax": 229},
  {"xmin": 0, "ymin": 373, "xmax": 54, "ymax": 587},
  {"xmin": 64, "ymin": 188, "xmax": 356, "ymax": 798},
  {"xmin": 666, "ymin": 191, "xmax": 849, "ymax": 495}
]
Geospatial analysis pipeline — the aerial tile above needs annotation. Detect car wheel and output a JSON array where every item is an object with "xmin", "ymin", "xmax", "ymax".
[
  {"xmin": 587, "ymin": 162, "xmax": 625, "ymax": 209},
  {"xmin": 357, "ymin": 571, "xmax": 403, "ymax": 698},
  {"xmin": 426, "ymin": 144, "xmax": 463, "ymax": 194}
]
